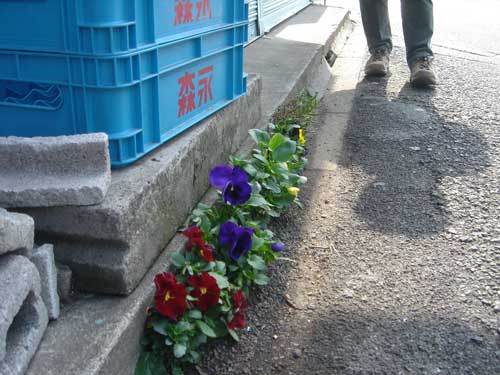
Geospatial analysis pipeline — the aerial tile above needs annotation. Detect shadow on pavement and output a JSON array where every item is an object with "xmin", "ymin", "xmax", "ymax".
[
  {"xmin": 339, "ymin": 73, "xmax": 491, "ymax": 237},
  {"xmin": 299, "ymin": 306, "xmax": 500, "ymax": 375}
]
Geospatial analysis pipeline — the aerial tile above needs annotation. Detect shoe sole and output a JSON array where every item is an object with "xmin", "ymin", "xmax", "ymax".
[
  {"xmin": 365, "ymin": 66, "xmax": 388, "ymax": 77},
  {"xmin": 365, "ymin": 59, "xmax": 389, "ymax": 77},
  {"xmin": 411, "ymin": 71, "xmax": 437, "ymax": 86}
]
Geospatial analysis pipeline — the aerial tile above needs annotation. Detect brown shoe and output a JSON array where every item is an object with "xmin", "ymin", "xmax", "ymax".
[
  {"xmin": 365, "ymin": 49, "xmax": 390, "ymax": 77},
  {"xmin": 410, "ymin": 56, "xmax": 437, "ymax": 86}
]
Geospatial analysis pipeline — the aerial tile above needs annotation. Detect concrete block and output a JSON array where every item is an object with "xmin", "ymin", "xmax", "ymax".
[
  {"xmin": 20, "ymin": 76, "xmax": 262, "ymax": 295},
  {"xmin": 56, "ymin": 263, "xmax": 73, "ymax": 303},
  {"xmin": 0, "ymin": 208, "xmax": 34, "ymax": 256},
  {"xmin": 25, "ymin": 234, "xmax": 185, "ymax": 375},
  {"xmin": 0, "ymin": 133, "xmax": 111, "ymax": 208},
  {"xmin": 0, "ymin": 256, "xmax": 48, "ymax": 374},
  {"xmin": 31, "ymin": 245, "xmax": 60, "ymax": 320}
]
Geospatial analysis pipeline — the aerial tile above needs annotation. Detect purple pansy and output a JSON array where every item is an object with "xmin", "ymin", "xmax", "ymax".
[
  {"xmin": 219, "ymin": 221, "xmax": 254, "ymax": 261},
  {"xmin": 209, "ymin": 165, "xmax": 252, "ymax": 205},
  {"xmin": 271, "ymin": 242, "xmax": 285, "ymax": 254}
]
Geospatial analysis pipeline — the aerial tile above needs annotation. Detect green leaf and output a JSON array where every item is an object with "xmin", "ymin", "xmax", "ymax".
[
  {"xmin": 172, "ymin": 364, "xmax": 184, "ymax": 375},
  {"xmin": 215, "ymin": 261, "xmax": 226, "ymax": 273},
  {"xmin": 286, "ymin": 123, "xmax": 301, "ymax": 132},
  {"xmin": 255, "ymin": 171, "xmax": 271, "ymax": 179},
  {"xmin": 262, "ymin": 180, "xmax": 281, "ymax": 194},
  {"xmin": 174, "ymin": 343, "xmax": 187, "ymax": 358},
  {"xmin": 249, "ymin": 129, "xmax": 271, "ymax": 145},
  {"xmin": 208, "ymin": 272, "xmax": 230, "ymax": 289},
  {"xmin": 251, "ymin": 181, "xmax": 262, "ymax": 194},
  {"xmin": 201, "ymin": 262, "xmax": 215, "ymax": 272},
  {"xmin": 272, "ymin": 139, "xmax": 297, "ymax": 162},
  {"xmin": 135, "ymin": 352, "xmax": 167, "ymax": 375},
  {"xmin": 188, "ymin": 309, "xmax": 203, "ymax": 320},
  {"xmin": 196, "ymin": 321, "xmax": 217, "ymax": 338},
  {"xmin": 228, "ymin": 329, "xmax": 240, "ymax": 342},
  {"xmin": 243, "ymin": 163, "xmax": 258, "ymax": 176},
  {"xmin": 176, "ymin": 321, "xmax": 193, "ymax": 333},
  {"xmin": 193, "ymin": 333, "xmax": 208, "ymax": 347},
  {"xmin": 252, "ymin": 153, "xmax": 270, "ymax": 165},
  {"xmin": 253, "ymin": 273, "xmax": 270, "ymax": 285},
  {"xmin": 269, "ymin": 133, "xmax": 286, "ymax": 151},
  {"xmin": 171, "ymin": 252, "xmax": 186, "ymax": 268},
  {"xmin": 152, "ymin": 320, "xmax": 170, "ymax": 336},
  {"xmin": 252, "ymin": 235, "xmax": 265, "ymax": 250},
  {"xmin": 190, "ymin": 350, "xmax": 202, "ymax": 363},
  {"xmin": 246, "ymin": 194, "xmax": 271, "ymax": 208},
  {"xmin": 212, "ymin": 319, "xmax": 229, "ymax": 337},
  {"xmin": 247, "ymin": 255, "xmax": 267, "ymax": 271},
  {"xmin": 267, "ymin": 209, "xmax": 281, "ymax": 218}
]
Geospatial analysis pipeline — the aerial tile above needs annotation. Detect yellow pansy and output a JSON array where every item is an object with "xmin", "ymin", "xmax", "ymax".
[
  {"xmin": 287, "ymin": 187, "xmax": 300, "ymax": 197},
  {"xmin": 299, "ymin": 128, "xmax": 306, "ymax": 145}
]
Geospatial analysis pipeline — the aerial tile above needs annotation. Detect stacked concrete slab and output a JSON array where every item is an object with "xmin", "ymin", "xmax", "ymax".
[
  {"xmin": 0, "ymin": 208, "xmax": 34, "ymax": 257},
  {"xmin": 0, "ymin": 133, "xmax": 111, "ymax": 208},
  {"xmin": 0, "ymin": 208, "xmax": 60, "ymax": 375}
]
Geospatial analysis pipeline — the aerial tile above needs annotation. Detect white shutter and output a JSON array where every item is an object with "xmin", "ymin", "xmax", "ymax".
[
  {"xmin": 260, "ymin": 0, "xmax": 310, "ymax": 33},
  {"xmin": 247, "ymin": 0, "xmax": 260, "ymax": 41}
]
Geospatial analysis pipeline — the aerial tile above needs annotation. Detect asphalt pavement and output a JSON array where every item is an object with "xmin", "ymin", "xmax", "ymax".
[{"xmin": 192, "ymin": 2, "xmax": 499, "ymax": 374}]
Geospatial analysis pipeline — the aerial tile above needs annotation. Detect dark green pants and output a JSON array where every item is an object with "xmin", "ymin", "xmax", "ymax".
[{"xmin": 359, "ymin": 0, "xmax": 434, "ymax": 66}]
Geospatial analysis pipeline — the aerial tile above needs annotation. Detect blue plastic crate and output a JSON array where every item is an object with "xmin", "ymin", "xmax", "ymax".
[
  {"xmin": 0, "ymin": 0, "xmax": 247, "ymax": 56},
  {"xmin": 0, "ymin": 24, "xmax": 247, "ymax": 168}
]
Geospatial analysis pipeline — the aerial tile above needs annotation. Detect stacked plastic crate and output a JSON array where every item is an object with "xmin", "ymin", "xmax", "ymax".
[{"xmin": 0, "ymin": 0, "xmax": 248, "ymax": 167}]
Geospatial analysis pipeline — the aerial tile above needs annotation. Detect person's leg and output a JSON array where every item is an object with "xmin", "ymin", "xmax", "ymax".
[
  {"xmin": 401, "ymin": 0, "xmax": 437, "ymax": 85},
  {"xmin": 359, "ymin": 0, "xmax": 393, "ymax": 54},
  {"xmin": 401, "ymin": 0, "xmax": 434, "ymax": 67},
  {"xmin": 360, "ymin": 0, "xmax": 392, "ymax": 76}
]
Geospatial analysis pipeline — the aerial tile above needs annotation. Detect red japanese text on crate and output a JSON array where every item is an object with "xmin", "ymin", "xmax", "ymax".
[
  {"xmin": 174, "ymin": 0, "xmax": 212, "ymax": 25},
  {"xmin": 178, "ymin": 65, "xmax": 214, "ymax": 117}
]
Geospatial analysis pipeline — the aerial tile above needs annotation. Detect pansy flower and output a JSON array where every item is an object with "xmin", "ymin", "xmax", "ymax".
[
  {"xmin": 197, "ymin": 245, "xmax": 214, "ymax": 262},
  {"xmin": 219, "ymin": 221, "xmax": 254, "ymax": 261},
  {"xmin": 298, "ymin": 128, "xmax": 306, "ymax": 145},
  {"xmin": 182, "ymin": 225, "xmax": 214, "ymax": 262},
  {"xmin": 154, "ymin": 272, "xmax": 187, "ymax": 320},
  {"xmin": 287, "ymin": 186, "xmax": 300, "ymax": 197},
  {"xmin": 209, "ymin": 165, "xmax": 252, "ymax": 205},
  {"xmin": 182, "ymin": 225, "xmax": 204, "ymax": 240},
  {"xmin": 271, "ymin": 242, "xmax": 285, "ymax": 254},
  {"xmin": 228, "ymin": 289, "xmax": 248, "ymax": 330},
  {"xmin": 187, "ymin": 272, "xmax": 221, "ymax": 311}
]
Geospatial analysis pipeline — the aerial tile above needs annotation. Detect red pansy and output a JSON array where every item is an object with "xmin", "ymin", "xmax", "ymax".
[
  {"xmin": 187, "ymin": 272, "xmax": 220, "ymax": 311},
  {"xmin": 228, "ymin": 289, "xmax": 248, "ymax": 330},
  {"xmin": 182, "ymin": 226, "xmax": 214, "ymax": 261},
  {"xmin": 228, "ymin": 311, "xmax": 246, "ymax": 330},
  {"xmin": 198, "ymin": 244, "xmax": 214, "ymax": 262},
  {"xmin": 182, "ymin": 225, "xmax": 204, "ymax": 240},
  {"xmin": 154, "ymin": 272, "xmax": 187, "ymax": 320}
]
